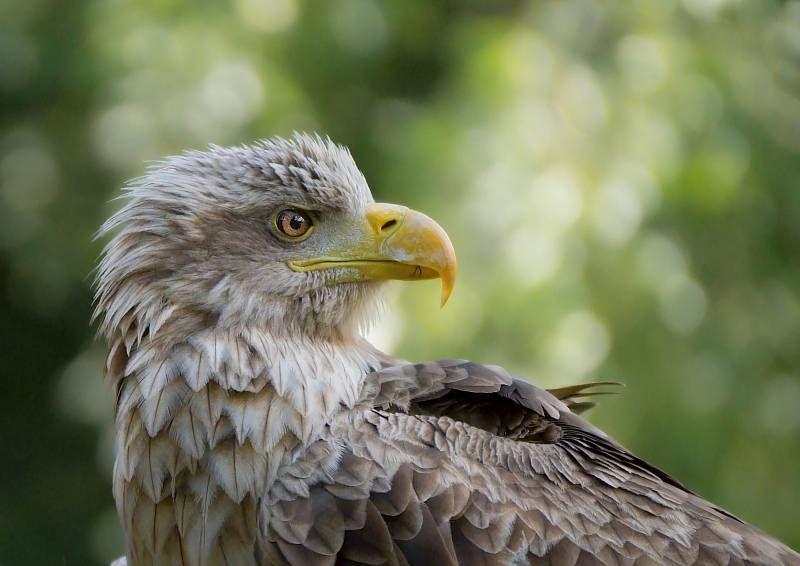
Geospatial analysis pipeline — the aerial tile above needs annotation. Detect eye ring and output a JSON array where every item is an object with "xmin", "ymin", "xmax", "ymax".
[{"xmin": 274, "ymin": 209, "xmax": 314, "ymax": 240}]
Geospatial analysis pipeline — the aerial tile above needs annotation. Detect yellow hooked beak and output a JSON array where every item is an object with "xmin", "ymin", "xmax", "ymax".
[{"xmin": 288, "ymin": 203, "xmax": 457, "ymax": 306}]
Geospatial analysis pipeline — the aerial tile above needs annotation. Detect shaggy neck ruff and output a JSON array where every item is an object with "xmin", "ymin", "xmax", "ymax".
[{"xmin": 111, "ymin": 297, "xmax": 384, "ymax": 442}]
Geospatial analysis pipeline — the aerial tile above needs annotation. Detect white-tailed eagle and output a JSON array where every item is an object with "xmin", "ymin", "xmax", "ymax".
[{"xmin": 95, "ymin": 134, "xmax": 799, "ymax": 565}]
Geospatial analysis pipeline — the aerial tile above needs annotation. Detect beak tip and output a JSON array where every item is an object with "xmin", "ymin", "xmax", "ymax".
[{"xmin": 439, "ymin": 275, "xmax": 455, "ymax": 308}]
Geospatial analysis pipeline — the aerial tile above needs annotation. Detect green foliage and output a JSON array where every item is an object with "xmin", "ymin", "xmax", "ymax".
[{"xmin": 1, "ymin": 0, "xmax": 798, "ymax": 563}]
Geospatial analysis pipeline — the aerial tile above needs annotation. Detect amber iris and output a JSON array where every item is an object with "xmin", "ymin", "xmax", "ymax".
[{"xmin": 276, "ymin": 209, "xmax": 313, "ymax": 238}]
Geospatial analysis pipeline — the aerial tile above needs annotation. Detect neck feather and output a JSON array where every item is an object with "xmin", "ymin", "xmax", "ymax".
[
  {"xmin": 106, "ymin": 300, "xmax": 384, "ymax": 502},
  {"xmin": 109, "ymin": 302, "xmax": 382, "ymax": 439}
]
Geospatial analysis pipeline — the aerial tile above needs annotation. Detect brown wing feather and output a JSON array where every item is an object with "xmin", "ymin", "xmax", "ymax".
[{"xmin": 547, "ymin": 381, "xmax": 623, "ymax": 415}]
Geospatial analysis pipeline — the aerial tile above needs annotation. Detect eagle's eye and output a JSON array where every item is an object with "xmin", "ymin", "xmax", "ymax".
[{"xmin": 274, "ymin": 209, "xmax": 314, "ymax": 239}]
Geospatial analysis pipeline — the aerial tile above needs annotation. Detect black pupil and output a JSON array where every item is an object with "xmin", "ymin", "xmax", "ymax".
[{"xmin": 289, "ymin": 215, "xmax": 303, "ymax": 230}]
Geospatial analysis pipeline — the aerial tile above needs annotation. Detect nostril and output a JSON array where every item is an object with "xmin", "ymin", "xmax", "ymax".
[{"xmin": 380, "ymin": 219, "xmax": 398, "ymax": 232}]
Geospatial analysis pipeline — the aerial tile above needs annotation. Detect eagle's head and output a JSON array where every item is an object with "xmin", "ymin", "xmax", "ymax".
[{"xmin": 95, "ymin": 133, "xmax": 456, "ymax": 340}]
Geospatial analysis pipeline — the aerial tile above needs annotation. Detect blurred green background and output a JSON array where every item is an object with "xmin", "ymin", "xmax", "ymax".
[{"xmin": 2, "ymin": 0, "xmax": 799, "ymax": 564}]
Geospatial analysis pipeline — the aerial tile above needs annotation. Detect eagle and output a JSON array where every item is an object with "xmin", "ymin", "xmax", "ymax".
[{"xmin": 95, "ymin": 134, "xmax": 799, "ymax": 566}]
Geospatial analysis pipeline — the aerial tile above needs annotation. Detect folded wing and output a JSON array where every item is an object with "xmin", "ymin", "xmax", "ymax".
[{"xmin": 260, "ymin": 360, "xmax": 800, "ymax": 566}]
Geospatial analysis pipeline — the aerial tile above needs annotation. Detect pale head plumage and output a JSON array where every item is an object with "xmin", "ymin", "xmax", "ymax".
[{"xmin": 94, "ymin": 133, "xmax": 383, "ymax": 341}]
